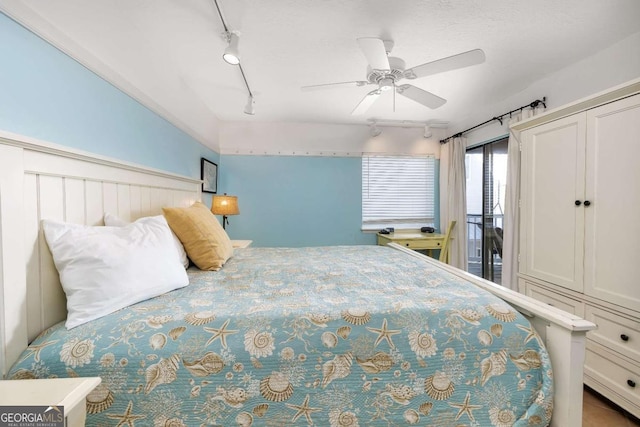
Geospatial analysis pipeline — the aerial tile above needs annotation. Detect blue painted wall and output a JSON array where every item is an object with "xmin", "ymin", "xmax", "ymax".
[
  {"xmin": 219, "ymin": 155, "xmax": 377, "ymax": 247},
  {"xmin": 0, "ymin": 13, "xmax": 218, "ymax": 179},
  {"xmin": 219, "ymin": 155, "xmax": 440, "ymax": 247},
  {"xmin": 1, "ymin": 12, "xmax": 440, "ymax": 248}
]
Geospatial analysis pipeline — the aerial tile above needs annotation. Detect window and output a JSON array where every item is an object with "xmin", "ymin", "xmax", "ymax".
[
  {"xmin": 466, "ymin": 137, "xmax": 508, "ymax": 284},
  {"xmin": 362, "ymin": 155, "xmax": 436, "ymax": 230}
]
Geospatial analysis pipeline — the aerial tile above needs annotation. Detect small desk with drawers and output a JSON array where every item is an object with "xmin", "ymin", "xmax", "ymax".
[{"xmin": 376, "ymin": 232, "xmax": 446, "ymax": 258}]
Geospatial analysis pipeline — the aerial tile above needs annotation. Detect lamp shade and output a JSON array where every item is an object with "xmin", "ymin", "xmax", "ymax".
[{"xmin": 211, "ymin": 194, "xmax": 239, "ymax": 216}]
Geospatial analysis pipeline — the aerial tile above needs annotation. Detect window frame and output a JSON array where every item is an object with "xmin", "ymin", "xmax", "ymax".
[{"xmin": 361, "ymin": 154, "xmax": 436, "ymax": 231}]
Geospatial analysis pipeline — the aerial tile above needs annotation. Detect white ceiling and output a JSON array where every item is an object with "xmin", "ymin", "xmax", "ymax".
[{"xmin": 2, "ymin": 0, "xmax": 640, "ymax": 149}]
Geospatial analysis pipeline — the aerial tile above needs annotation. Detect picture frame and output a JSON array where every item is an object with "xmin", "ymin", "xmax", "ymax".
[{"xmin": 201, "ymin": 158, "xmax": 218, "ymax": 194}]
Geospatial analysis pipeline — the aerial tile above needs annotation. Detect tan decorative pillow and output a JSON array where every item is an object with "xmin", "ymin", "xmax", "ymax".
[{"xmin": 163, "ymin": 202, "xmax": 234, "ymax": 270}]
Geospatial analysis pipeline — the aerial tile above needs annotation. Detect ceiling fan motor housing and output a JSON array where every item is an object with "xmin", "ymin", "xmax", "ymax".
[{"xmin": 366, "ymin": 57, "xmax": 406, "ymax": 87}]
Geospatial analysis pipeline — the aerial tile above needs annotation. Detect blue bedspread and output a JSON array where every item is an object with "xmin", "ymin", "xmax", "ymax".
[{"xmin": 9, "ymin": 246, "xmax": 552, "ymax": 426}]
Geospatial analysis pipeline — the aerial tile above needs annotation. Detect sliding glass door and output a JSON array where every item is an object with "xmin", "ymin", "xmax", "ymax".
[{"xmin": 465, "ymin": 138, "xmax": 508, "ymax": 284}]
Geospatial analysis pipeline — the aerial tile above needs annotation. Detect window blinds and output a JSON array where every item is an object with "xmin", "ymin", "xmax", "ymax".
[{"xmin": 362, "ymin": 155, "xmax": 435, "ymax": 229}]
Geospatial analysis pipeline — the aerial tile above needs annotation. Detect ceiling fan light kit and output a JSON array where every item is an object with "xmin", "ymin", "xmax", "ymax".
[
  {"xmin": 378, "ymin": 77, "xmax": 395, "ymax": 91},
  {"xmin": 302, "ymin": 37, "xmax": 486, "ymax": 116}
]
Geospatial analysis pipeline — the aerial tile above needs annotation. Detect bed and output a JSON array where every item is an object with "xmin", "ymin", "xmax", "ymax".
[
  {"xmin": 0, "ymin": 131, "xmax": 596, "ymax": 426},
  {"xmin": 8, "ymin": 245, "xmax": 553, "ymax": 426}
]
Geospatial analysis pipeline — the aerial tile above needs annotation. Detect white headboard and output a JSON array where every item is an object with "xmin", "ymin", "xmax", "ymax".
[{"xmin": 0, "ymin": 131, "xmax": 202, "ymax": 377}]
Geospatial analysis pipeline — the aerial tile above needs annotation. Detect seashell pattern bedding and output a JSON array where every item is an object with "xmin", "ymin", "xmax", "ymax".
[{"xmin": 8, "ymin": 246, "xmax": 553, "ymax": 426}]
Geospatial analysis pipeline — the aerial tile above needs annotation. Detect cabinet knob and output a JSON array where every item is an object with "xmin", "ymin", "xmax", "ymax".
[
  {"xmin": 628, "ymin": 379, "xmax": 636, "ymax": 388},
  {"xmin": 621, "ymin": 334, "xmax": 629, "ymax": 342},
  {"xmin": 584, "ymin": 200, "xmax": 591, "ymax": 207},
  {"xmin": 405, "ymin": 243, "xmax": 410, "ymax": 247},
  {"xmin": 575, "ymin": 200, "xmax": 582, "ymax": 206}
]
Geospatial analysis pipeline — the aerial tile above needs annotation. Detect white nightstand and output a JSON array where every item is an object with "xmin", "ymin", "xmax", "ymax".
[
  {"xmin": 231, "ymin": 240, "xmax": 252, "ymax": 249},
  {"xmin": 0, "ymin": 377, "xmax": 101, "ymax": 427}
]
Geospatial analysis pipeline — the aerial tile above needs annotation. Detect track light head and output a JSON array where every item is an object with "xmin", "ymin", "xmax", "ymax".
[
  {"xmin": 244, "ymin": 95, "xmax": 255, "ymax": 115},
  {"xmin": 223, "ymin": 32, "xmax": 240, "ymax": 65},
  {"xmin": 370, "ymin": 123, "xmax": 382, "ymax": 137},
  {"xmin": 423, "ymin": 125, "xmax": 432, "ymax": 138}
]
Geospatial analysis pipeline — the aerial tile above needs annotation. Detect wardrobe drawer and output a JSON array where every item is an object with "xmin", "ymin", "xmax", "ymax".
[
  {"xmin": 524, "ymin": 281, "xmax": 584, "ymax": 317},
  {"xmin": 584, "ymin": 344, "xmax": 640, "ymax": 417},
  {"xmin": 585, "ymin": 305, "xmax": 640, "ymax": 361}
]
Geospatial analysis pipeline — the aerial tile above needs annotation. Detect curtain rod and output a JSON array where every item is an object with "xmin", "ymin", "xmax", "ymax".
[{"xmin": 439, "ymin": 97, "xmax": 547, "ymax": 144}]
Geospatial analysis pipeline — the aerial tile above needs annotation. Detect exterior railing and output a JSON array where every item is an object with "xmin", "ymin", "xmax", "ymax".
[{"xmin": 467, "ymin": 213, "xmax": 504, "ymax": 265}]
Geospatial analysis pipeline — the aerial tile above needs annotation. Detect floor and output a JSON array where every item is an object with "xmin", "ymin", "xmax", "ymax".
[{"xmin": 583, "ymin": 386, "xmax": 640, "ymax": 427}]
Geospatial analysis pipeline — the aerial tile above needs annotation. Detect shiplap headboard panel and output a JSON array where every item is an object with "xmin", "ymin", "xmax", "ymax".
[{"xmin": 0, "ymin": 132, "xmax": 202, "ymax": 377}]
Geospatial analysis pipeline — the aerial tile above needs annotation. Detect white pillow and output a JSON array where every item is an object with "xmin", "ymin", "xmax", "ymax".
[
  {"xmin": 43, "ymin": 216, "xmax": 189, "ymax": 329},
  {"xmin": 104, "ymin": 212, "xmax": 189, "ymax": 268}
]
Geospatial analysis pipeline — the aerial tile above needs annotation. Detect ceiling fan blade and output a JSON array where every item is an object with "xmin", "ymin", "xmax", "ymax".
[
  {"xmin": 301, "ymin": 81, "xmax": 370, "ymax": 91},
  {"xmin": 351, "ymin": 89, "xmax": 381, "ymax": 115},
  {"xmin": 404, "ymin": 49, "xmax": 485, "ymax": 79},
  {"xmin": 396, "ymin": 84, "xmax": 446, "ymax": 109},
  {"xmin": 357, "ymin": 38, "xmax": 390, "ymax": 70}
]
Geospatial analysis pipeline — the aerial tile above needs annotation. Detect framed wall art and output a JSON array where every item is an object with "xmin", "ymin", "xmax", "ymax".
[{"xmin": 201, "ymin": 158, "xmax": 218, "ymax": 194}]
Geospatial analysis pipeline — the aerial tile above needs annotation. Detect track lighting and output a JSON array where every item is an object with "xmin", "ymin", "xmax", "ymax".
[
  {"xmin": 365, "ymin": 118, "xmax": 448, "ymax": 133},
  {"xmin": 213, "ymin": 0, "xmax": 254, "ymax": 114},
  {"xmin": 370, "ymin": 123, "xmax": 382, "ymax": 137},
  {"xmin": 244, "ymin": 95, "xmax": 255, "ymax": 115},
  {"xmin": 223, "ymin": 32, "xmax": 240, "ymax": 65}
]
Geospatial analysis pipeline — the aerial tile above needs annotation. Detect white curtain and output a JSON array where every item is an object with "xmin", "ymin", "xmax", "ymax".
[
  {"xmin": 439, "ymin": 136, "xmax": 468, "ymax": 270},
  {"xmin": 502, "ymin": 106, "xmax": 545, "ymax": 290}
]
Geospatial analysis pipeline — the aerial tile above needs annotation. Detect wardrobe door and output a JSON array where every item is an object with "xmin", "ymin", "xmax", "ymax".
[
  {"xmin": 520, "ymin": 113, "xmax": 586, "ymax": 292},
  {"xmin": 584, "ymin": 94, "xmax": 640, "ymax": 311}
]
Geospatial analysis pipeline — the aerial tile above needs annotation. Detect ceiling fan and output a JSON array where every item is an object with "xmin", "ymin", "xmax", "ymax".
[{"xmin": 302, "ymin": 38, "xmax": 485, "ymax": 115}]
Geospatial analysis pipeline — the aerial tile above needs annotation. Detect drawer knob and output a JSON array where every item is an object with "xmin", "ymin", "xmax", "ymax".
[
  {"xmin": 628, "ymin": 379, "xmax": 636, "ymax": 388},
  {"xmin": 406, "ymin": 243, "xmax": 410, "ymax": 247},
  {"xmin": 620, "ymin": 334, "xmax": 629, "ymax": 342}
]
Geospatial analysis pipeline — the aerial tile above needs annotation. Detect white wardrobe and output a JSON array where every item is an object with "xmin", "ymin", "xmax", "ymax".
[{"xmin": 514, "ymin": 80, "xmax": 640, "ymax": 418}]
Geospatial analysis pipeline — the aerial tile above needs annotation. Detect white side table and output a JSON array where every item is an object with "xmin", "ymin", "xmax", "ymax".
[
  {"xmin": 231, "ymin": 240, "xmax": 252, "ymax": 249},
  {"xmin": 0, "ymin": 377, "xmax": 101, "ymax": 427}
]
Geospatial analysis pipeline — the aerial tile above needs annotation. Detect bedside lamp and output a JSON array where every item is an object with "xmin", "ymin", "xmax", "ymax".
[{"xmin": 211, "ymin": 193, "xmax": 239, "ymax": 229}]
